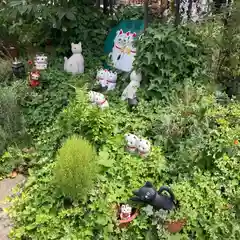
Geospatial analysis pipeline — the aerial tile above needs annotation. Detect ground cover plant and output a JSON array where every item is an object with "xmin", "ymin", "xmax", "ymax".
[{"xmin": 0, "ymin": 2, "xmax": 239, "ymax": 240}]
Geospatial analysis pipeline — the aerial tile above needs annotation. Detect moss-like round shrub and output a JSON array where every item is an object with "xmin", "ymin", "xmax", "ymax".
[{"xmin": 54, "ymin": 135, "xmax": 98, "ymax": 201}]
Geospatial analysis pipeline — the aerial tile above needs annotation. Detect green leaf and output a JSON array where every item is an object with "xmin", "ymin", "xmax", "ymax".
[
  {"xmin": 98, "ymin": 151, "xmax": 114, "ymax": 167},
  {"xmin": 66, "ymin": 11, "xmax": 76, "ymax": 21}
]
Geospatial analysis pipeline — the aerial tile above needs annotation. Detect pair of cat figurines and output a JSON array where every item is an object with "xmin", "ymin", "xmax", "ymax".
[
  {"xmin": 88, "ymin": 91, "xmax": 109, "ymax": 109},
  {"xmin": 124, "ymin": 133, "xmax": 151, "ymax": 158},
  {"xmin": 96, "ymin": 69, "xmax": 117, "ymax": 91}
]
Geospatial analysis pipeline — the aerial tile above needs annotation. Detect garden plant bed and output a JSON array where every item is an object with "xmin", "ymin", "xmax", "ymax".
[{"xmin": 0, "ymin": 0, "xmax": 239, "ymax": 240}]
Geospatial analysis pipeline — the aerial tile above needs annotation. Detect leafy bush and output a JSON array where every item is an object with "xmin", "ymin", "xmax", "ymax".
[
  {"xmin": 1, "ymin": 0, "xmax": 110, "ymax": 57},
  {"xmin": 54, "ymin": 135, "xmax": 98, "ymax": 201},
  {"xmin": 21, "ymin": 69, "xmax": 76, "ymax": 136},
  {"xmin": 0, "ymin": 86, "xmax": 26, "ymax": 155},
  {"xmin": 0, "ymin": 58, "xmax": 13, "ymax": 84},
  {"xmin": 134, "ymin": 24, "xmax": 208, "ymax": 100}
]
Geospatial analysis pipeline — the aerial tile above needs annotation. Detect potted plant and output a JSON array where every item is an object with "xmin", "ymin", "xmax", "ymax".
[{"xmin": 164, "ymin": 218, "xmax": 186, "ymax": 233}]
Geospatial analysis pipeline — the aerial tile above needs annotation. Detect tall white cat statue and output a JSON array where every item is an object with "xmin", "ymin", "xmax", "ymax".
[
  {"xmin": 64, "ymin": 42, "xmax": 84, "ymax": 74},
  {"xmin": 121, "ymin": 70, "xmax": 142, "ymax": 100}
]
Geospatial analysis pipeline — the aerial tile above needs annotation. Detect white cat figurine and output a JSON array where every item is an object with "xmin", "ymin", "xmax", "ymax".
[
  {"xmin": 95, "ymin": 93, "xmax": 109, "ymax": 109},
  {"xmin": 107, "ymin": 71, "xmax": 117, "ymax": 91},
  {"xmin": 121, "ymin": 70, "xmax": 142, "ymax": 100},
  {"xmin": 137, "ymin": 138, "xmax": 151, "ymax": 158},
  {"xmin": 88, "ymin": 91, "xmax": 99, "ymax": 105},
  {"xmin": 96, "ymin": 69, "xmax": 109, "ymax": 88},
  {"xmin": 64, "ymin": 42, "xmax": 84, "ymax": 74},
  {"xmin": 34, "ymin": 54, "xmax": 48, "ymax": 70},
  {"xmin": 124, "ymin": 133, "xmax": 139, "ymax": 153}
]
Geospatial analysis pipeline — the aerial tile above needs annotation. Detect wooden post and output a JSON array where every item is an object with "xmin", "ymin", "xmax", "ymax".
[
  {"xmin": 175, "ymin": 0, "xmax": 181, "ymax": 26},
  {"xmin": 144, "ymin": 0, "xmax": 149, "ymax": 30}
]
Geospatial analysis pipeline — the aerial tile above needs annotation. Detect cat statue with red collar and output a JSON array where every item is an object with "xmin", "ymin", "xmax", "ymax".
[
  {"xmin": 88, "ymin": 91, "xmax": 98, "ymax": 105},
  {"xmin": 107, "ymin": 71, "xmax": 117, "ymax": 91},
  {"xmin": 96, "ymin": 69, "xmax": 109, "ymax": 88},
  {"xmin": 95, "ymin": 93, "xmax": 109, "ymax": 109},
  {"xmin": 124, "ymin": 133, "xmax": 139, "ymax": 153},
  {"xmin": 137, "ymin": 138, "xmax": 151, "ymax": 157},
  {"xmin": 64, "ymin": 42, "xmax": 84, "ymax": 74}
]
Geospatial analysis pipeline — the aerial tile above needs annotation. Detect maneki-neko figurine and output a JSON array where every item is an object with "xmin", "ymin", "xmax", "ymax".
[
  {"xmin": 119, "ymin": 204, "xmax": 132, "ymax": 220},
  {"xmin": 29, "ymin": 70, "xmax": 40, "ymax": 88},
  {"xmin": 34, "ymin": 53, "xmax": 48, "ymax": 70}
]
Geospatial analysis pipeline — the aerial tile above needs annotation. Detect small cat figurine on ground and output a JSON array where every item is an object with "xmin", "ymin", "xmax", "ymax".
[
  {"xmin": 96, "ymin": 69, "xmax": 109, "ymax": 88},
  {"xmin": 137, "ymin": 138, "xmax": 151, "ymax": 157},
  {"xmin": 130, "ymin": 182, "xmax": 176, "ymax": 211},
  {"xmin": 88, "ymin": 91, "xmax": 109, "ymax": 109},
  {"xmin": 107, "ymin": 71, "xmax": 117, "ymax": 91},
  {"xmin": 121, "ymin": 70, "xmax": 142, "ymax": 100},
  {"xmin": 120, "ymin": 204, "xmax": 132, "ymax": 220},
  {"xmin": 95, "ymin": 93, "xmax": 109, "ymax": 109},
  {"xmin": 124, "ymin": 133, "xmax": 139, "ymax": 153},
  {"xmin": 64, "ymin": 42, "xmax": 84, "ymax": 74}
]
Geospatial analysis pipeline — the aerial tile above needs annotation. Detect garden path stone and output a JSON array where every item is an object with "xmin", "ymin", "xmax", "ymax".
[{"xmin": 0, "ymin": 174, "xmax": 26, "ymax": 240}]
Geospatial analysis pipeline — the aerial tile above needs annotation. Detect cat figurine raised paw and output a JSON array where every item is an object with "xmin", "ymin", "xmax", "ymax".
[
  {"xmin": 107, "ymin": 71, "xmax": 117, "ymax": 91},
  {"xmin": 137, "ymin": 138, "xmax": 151, "ymax": 157},
  {"xmin": 124, "ymin": 133, "xmax": 139, "ymax": 153},
  {"xmin": 64, "ymin": 42, "xmax": 84, "ymax": 74},
  {"xmin": 95, "ymin": 93, "xmax": 109, "ymax": 109},
  {"xmin": 96, "ymin": 69, "xmax": 109, "ymax": 88}
]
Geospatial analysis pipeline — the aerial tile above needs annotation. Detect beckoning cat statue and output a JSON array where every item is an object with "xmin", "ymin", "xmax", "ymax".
[
  {"xmin": 88, "ymin": 91, "xmax": 109, "ymax": 109},
  {"xmin": 96, "ymin": 69, "xmax": 118, "ymax": 91},
  {"xmin": 64, "ymin": 42, "xmax": 84, "ymax": 75},
  {"xmin": 130, "ymin": 182, "xmax": 176, "ymax": 211},
  {"xmin": 121, "ymin": 70, "xmax": 142, "ymax": 101},
  {"xmin": 119, "ymin": 204, "xmax": 132, "ymax": 220},
  {"xmin": 34, "ymin": 54, "xmax": 48, "ymax": 70},
  {"xmin": 137, "ymin": 138, "xmax": 151, "ymax": 158},
  {"xmin": 124, "ymin": 133, "xmax": 139, "ymax": 153}
]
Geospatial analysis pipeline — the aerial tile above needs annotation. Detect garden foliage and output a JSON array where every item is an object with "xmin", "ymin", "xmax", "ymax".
[
  {"xmin": 134, "ymin": 24, "xmax": 208, "ymax": 100},
  {"xmin": 0, "ymin": 2, "xmax": 239, "ymax": 240}
]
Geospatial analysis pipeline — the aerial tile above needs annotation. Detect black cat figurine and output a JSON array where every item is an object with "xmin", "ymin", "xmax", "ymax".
[{"xmin": 130, "ymin": 181, "xmax": 176, "ymax": 210}]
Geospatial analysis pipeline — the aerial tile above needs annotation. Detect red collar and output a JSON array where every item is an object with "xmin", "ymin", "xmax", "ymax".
[
  {"xmin": 115, "ymin": 44, "xmax": 122, "ymax": 50},
  {"xmin": 128, "ymin": 146, "xmax": 136, "ymax": 149},
  {"xmin": 99, "ymin": 99, "xmax": 106, "ymax": 105}
]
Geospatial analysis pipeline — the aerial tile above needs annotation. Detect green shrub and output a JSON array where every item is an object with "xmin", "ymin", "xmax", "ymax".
[
  {"xmin": 134, "ymin": 24, "xmax": 208, "ymax": 100},
  {"xmin": 0, "ymin": 58, "xmax": 12, "ymax": 84},
  {"xmin": 54, "ymin": 135, "xmax": 98, "ymax": 201},
  {"xmin": 0, "ymin": 86, "xmax": 26, "ymax": 155}
]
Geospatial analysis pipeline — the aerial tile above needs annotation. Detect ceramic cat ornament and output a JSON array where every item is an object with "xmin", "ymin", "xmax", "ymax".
[
  {"xmin": 121, "ymin": 70, "xmax": 142, "ymax": 100},
  {"xmin": 124, "ymin": 133, "xmax": 139, "ymax": 153},
  {"xmin": 130, "ymin": 182, "xmax": 176, "ymax": 211},
  {"xmin": 88, "ymin": 91, "xmax": 109, "ymax": 109},
  {"xmin": 96, "ymin": 69, "xmax": 117, "ymax": 91},
  {"xmin": 34, "ymin": 54, "xmax": 48, "ymax": 70},
  {"xmin": 137, "ymin": 138, "xmax": 151, "ymax": 158},
  {"xmin": 64, "ymin": 42, "xmax": 84, "ymax": 74},
  {"xmin": 120, "ymin": 204, "xmax": 132, "ymax": 220}
]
